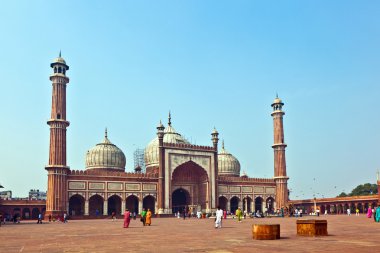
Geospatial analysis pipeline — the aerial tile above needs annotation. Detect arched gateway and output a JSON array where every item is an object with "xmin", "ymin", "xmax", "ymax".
[{"xmin": 171, "ymin": 161, "xmax": 209, "ymax": 213}]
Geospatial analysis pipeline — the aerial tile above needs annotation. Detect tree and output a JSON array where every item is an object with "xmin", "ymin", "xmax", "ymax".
[
  {"xmin": 337, "ymin": 192, "xmax": 347, "ymax": 197},
  {"xmin": 336, "ymin": 183, "xmax": 378, "ymax": 197},
  {"xmin": 349, "ymin": 183, "xmax": 378, "ymax": 196}
]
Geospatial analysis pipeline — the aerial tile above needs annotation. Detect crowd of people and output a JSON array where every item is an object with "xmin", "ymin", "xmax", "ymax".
[{"xmin": 2, "ymin": 204, "xmax": 380, "ymax": 230}]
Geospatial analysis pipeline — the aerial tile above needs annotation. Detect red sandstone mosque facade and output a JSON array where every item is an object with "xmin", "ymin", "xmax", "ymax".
[{"xmin": 43, "ymin": 54, "xmax": 290, "ymax": 218}]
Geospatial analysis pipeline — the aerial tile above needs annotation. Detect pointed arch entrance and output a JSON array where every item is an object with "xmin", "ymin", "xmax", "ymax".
[
  {"xmin": 243, "ymin": 197, "xmax": 252, "ymax": 213},
  {"xmin": 126, "ymin": 195, "xmax": 139, "ymax": 214},
  {"xmin": 143, "ymin": 195, "xmax": 155, "ymax": 214},
  {"xmin": 266, "ymin": 197, "xmax": 274, "ymax": 214},
  {"xmin": 108, "ymin": 195, "xmax": 122, "ymax": 215},
  {"xmin": 230, "ymin": 196, "xmax": 240, "ymax": 214},
  {"xmin": 171, "ymin": 160, "xmax": 209, "ymax": 212},
  {"xmin": 89, "ymin": 195, "xmax": 103, "ymax": 216},
  {"xmin": 172, "ymin": 188, "xmax": 191, "ymax": 214},
  {"xmin": 255, "ymin": 197, "xmax": 263, "ymax": 213},
  {"xmin": 219, "ymin": 196, "xmax": 228, "ymax": 211},
  {"xmin": 22, "ymin": 208, "xmax": 31, "ymax": 219},
  {"xmin": 32, "ymin": 208, "xmax": 40, "ymax": 219},
  {"xmin": 69, "ymin": 194, "xmax": 85, "ymax": 216}
]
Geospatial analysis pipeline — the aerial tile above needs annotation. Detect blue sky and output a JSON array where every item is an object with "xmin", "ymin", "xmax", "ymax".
[{"xmin": 0, "ymin": 0, "xmax": 379, "ymax": 198}]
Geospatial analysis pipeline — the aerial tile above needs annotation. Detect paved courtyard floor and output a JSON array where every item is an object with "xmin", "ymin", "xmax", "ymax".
[{"xmin": 0, "ymin": 215, "xmax": 379, "ymax": 253}]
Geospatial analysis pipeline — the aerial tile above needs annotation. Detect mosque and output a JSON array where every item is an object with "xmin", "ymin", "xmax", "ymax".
[{"xmin": 45, "ymin": 54, "xmax": 289, "ymax": 218}]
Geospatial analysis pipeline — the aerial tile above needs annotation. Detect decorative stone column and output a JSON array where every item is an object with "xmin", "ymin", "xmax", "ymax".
[
  {"xmin": 227, "ymin": 200, "xmax": 231, "ymax": 213},
  {"xmin": 103, "ymin": 201, "xmax": 108, "ymax": 216},
  {"xmin": 84, "ymin": 200, "xmax": 89, "ymax": 216},
  {"xmin": 121, "ymin": 200, "xmax": 126, "ymax": 215},
  {"xmin": 139, "ymin": 199, "xmax": 143, "ymax": 214}
]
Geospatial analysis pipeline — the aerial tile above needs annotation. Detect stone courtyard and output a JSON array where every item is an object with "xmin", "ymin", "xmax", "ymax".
[{"xmin": 0, "ymin": 215, "xmax": 379, "ymax": 253}]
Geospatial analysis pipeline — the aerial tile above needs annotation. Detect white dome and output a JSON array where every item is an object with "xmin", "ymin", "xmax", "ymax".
[
  {"xmin": 85, "ymin": 130, "xmax": 126, "ymax": 171},
  {"xmin": 218, "ymin": 141, "xmax": 240, "ymax": 177},
  {"xmin": 144, "ymin": 120, "xmax": 189, "ymax": 170}
]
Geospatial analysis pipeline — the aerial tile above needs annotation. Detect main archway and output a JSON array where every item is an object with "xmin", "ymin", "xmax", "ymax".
[
  {"xmin": 171, "ymin": 160, "xmax": 209, "ymax": 212},
  {"xmin": 172, "ymin": 188, "xmax": 191, "ymax": 214}
]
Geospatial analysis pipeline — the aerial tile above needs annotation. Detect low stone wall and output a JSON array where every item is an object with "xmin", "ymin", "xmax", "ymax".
[{"xmin": 252, "ymin": 224, "xmax": 280, "ymax": 240}]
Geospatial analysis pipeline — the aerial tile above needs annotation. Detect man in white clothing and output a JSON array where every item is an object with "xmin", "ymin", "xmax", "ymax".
[{"xmin": 215, "ymin": 206, "xmax": 223, "ymax": 229}]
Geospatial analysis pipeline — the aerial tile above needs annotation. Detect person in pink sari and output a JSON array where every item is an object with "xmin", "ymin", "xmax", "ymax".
[
  {"xmin": 123, "ymin": 209, "xmax": 131, "ymax": 228},
  {"xmin": 367, "ymin": 207, "xmax": 372, "ymax": 218},
  {"xmin": 223, "ymin": 209, "xmax": 227, "ymax": 219}
]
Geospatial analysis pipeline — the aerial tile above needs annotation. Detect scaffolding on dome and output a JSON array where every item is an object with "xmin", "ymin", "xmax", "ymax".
[{"xmin": 133, "ymin": 148, "xmax": 145, "ymax": 173}]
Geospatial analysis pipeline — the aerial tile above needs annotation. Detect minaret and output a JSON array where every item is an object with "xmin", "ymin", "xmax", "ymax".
[
  {"xmin": 271, "ymin": 95, "xmax": 289, "ymax": 209},
  {"xmin": 211, "ymin": 128, "xmax": 219, "ymax": 210},
  {"xmin": 157, "ymin": 120, "xmax": 165, "ymax": 214},
  {"xmin": 45, "ymin": 52, "xmax": 70, "ymax": 218}
]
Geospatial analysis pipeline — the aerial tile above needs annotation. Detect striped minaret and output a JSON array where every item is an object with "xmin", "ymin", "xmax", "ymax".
[
  {"xmin": 45, "ymin": 52, "xmax": 70, "ymax": 219},
  {"xmin": 271, "ymin": 95, "xmax": 289, "ymax": 210}
]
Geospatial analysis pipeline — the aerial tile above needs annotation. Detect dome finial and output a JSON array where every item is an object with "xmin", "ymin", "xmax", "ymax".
[
  {"xmin": 105, "ymin": 128, "xmax": 108, "ymax": 138},
  {"xmin": 59, "ymin": 50, "xmax": 61, "ymax": 58},
  {"xmin": 168, "ymin": 111, "xmax": 172, "ymax": 126},
  {"xmin": 222, "ymin": 139, "xmax": 225, "ymax": 149},
  {"xmin": 276, "ymin": 92, "xmax": 278, "ymax": 98}
]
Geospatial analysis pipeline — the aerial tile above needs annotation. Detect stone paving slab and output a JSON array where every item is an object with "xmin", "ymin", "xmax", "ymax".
[{"xmin": 0, "ymin": 215, "xmax": 379, "ymax": 253}]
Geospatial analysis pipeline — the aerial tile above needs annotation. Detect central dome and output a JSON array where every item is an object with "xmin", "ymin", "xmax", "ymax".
[
  {"xmin": 85, "ymin": 130, "xmax": 126, "ymax": 171},
  {"xmin": 144, "ymin": 114, "xmax": 190, "ymax": 171}
]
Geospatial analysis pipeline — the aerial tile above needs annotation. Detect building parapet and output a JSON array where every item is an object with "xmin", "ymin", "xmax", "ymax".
[
  {"xmin": 218, "ymin": 176, "xmax": 275, "ymax": 183},
  {"xmin": 290, "ymin": 194, "xmax": 379, "ymax": 205},
  {"xmin": 163, "ymin": 142, "xmax": 214, "ymax": 151},
  {"xmin": 0, "ymin": 199, "xmax": 46, "ymax": 206},
  {"xmin": 68, "ymin": 169, "xmax": 158, "ymax": 178}
]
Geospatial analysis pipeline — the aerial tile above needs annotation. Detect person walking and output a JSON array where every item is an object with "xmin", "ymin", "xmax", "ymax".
[
  {"xmin": 37, "ymin": 213, "xmax": 42, "ymax": 224},
  {"xmin": 367, "ymin": 207, "xmax": 372, "ymax": 218},
  {"xmin": 145, "ymin": 209, "xmax": 152, "ymax": 226},
  {"xmin": 140, "ymin": 208, "xmax": 147, "ymax": 226},
  {"xmin": 223, "ymin": 209, "xmax": 227, "ymax": 219},
  {"xmin": 375, "ymin": 207, "xmax": 380, "ymax": 222},
  {"xmin": 356, "ymin": 208, "xmax": 359, "ymax": 216},
  {"xmin": 63, "ymin": 213, "xmax": 68, "ymax": 223},
  {"xmin": 235, "ymin": 207, "xmax": 243, "ymax": 222},
  {"xmin": 123, "ymin": 209, "xmax": 131, "ymax": 228},
  {"xmin": 215, "ymin": 206, "xmax": 223, "ymax": 229}
]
